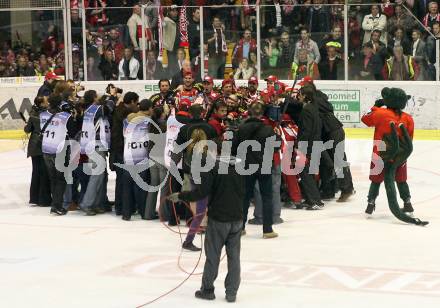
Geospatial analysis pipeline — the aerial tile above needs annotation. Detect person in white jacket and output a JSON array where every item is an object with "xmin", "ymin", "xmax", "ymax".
[
  {"xmin": 118, "ymin": 47, "xmax": 140, "ymax": 80},
  {"xmin": 362, "ymin": 5, "xmax": 388, "ymax": 46},
  {"xmin": 127, "ymin": 5, "xmax": 143, "ymax": 50},
  {"xmin": 233, "ymin": 58, "xmax": 256, "ymax": 80}
]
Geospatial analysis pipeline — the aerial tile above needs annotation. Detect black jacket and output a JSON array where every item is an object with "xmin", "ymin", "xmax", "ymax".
[
  {"xmin": 179, "ymin": 156, "xmax": 245, "ymax": 222},
  {"xmin": 232, "ymin": 117, "xmax": 280, "ymax": 173},
  {"xmin": 24, "ymin": 107, "xmax": 43, "ymax": 157},
  {"xmin": 98, "ymin": 56, "xmax": 118, "ymax": 80},
  {"xmin": 111, "ymin": 103, "xmax": 130, "ymax": 156},
  {"xmin": 313, "ymin": 90, "xmax": 343, "ymax": 138},
  {"xmin": 297, "ymin": 101, "xmax": 322, "ymax": 157}
]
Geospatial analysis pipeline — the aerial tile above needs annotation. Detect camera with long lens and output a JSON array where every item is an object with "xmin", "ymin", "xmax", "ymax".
[{"xmin": 61, "ymin": 102, "xmax": 75, "ymax": 113}]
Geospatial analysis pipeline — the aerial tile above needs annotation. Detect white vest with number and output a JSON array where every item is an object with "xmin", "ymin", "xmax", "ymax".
[
  {"xmin": 123, "ymin": 116, "xmax": 150, "ymax": 165},
  {"xmin": 80, "ymin": 105, "xmax": 111, "ymax": 154},
  {"xmin": 41, "ymin": 111, "xmax": 71, "ymax": 154},
  {"xmin": 164, "ymin": 115, "xmax": 185, "ymax": 169}
]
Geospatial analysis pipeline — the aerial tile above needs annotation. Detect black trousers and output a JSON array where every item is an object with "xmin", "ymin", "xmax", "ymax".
[
  {"xmin": 202, "ymin": 219, "xmax": 242, "ymax": 297},
  {"xmin": 243, "ymin": 173, "xmax": 273, "ymax": 233},
  {"xmin": 121, "ymin": 169, "xmax": 148, "ymax": 219},
  {"xmin": 111, "ymin": 152, "xmax": 124, "ymax": 215},
  {"xmin": 300, "ymin": 161, "xmax": 322, "ymax": 203},
  {"xmin": 30, "ymin": 155, "xmax": 51, "ymax": 206},
  {"xmin": 43, "ymin": 154, "xmax": 67, "ymax": 211},
  {"xmin": 320, "ymin": 127, "xmax": 354, "ymax": 193}
]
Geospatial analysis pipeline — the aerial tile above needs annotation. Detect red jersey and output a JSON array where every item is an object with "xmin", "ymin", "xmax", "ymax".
[
  {"xmin": 361, "ymin": 106, "xmax": 414, "ymax": 155},
  {"xmin": 262, "ymin": 116, "xmax": 281, "ymax": 167}
]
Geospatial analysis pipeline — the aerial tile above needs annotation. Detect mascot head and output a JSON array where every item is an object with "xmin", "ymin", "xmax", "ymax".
[{"xmin": 381, "ymin": 87, "xmax": 411, "ymax": 110}]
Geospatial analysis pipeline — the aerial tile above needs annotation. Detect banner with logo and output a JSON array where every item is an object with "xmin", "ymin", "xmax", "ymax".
[{"xmin": 0, "ymin": 81, "xmax": 439, "ymax": 130}]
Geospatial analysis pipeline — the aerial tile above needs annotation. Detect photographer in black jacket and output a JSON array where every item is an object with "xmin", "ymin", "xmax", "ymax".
[{"xmin": 24, "ymin": 96, "xmax": 52, "ymax": 207}]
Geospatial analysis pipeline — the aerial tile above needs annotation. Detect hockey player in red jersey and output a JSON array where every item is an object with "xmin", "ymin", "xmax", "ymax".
[{"xmin": 361, "ymin": 87, "xmax": 415, "ymax": 217}]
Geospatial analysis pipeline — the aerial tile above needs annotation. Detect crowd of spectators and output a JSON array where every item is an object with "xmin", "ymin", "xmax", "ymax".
[{"xmin": 1, "ymin": 0, "xmax": 440, "ymax": 81}]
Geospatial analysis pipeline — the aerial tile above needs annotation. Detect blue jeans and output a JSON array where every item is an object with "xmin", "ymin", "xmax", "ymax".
[
  {"xmin": 63, "ymin": 163, "xmax": 89, "ymax": 209},
  {"xmin": 80, "ymin": 152, "xmax": 107, "ymax": 210}
]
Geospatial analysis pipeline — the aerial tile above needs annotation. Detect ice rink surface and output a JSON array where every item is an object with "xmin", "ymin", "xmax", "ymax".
[{"xmin": 1, "ymin": 138, "xmax": 440, "ymax": 308}]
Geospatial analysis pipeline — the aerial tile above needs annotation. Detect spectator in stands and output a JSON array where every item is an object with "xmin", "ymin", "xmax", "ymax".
[
  {"xmin": 356, "ymin": 42, "xmax": 384, "ymax": 80},
  {"xmin": 387, "ymin": 4, "xmax": 415, "ymax": 37},
  {"xmin": 305, "ymin": 0, "xmax": 330, "ymax": 36},
  {"xmin": 320, "ymin": 25, "xmax": 344, "ymax": 60},
  {"xmin": 294, "ymin": 28, "xmax": 321, "ymax": 64},
  {"xmin": 53, "ymin": 57, "xmax": 65, "ymax": 76},
  {"xmin": 70, "ymin": 9, "xmax": 83, "ymax": 45},
  {"xmin": 145, "ymin": 50, "xmax": 165, "ymax": 80},
  {"xmin": 234, "ymin": 58, "xmax": 256, "ymax": 80},
  {"xmin": 348, "ymin": 8, "xmax": 361, "ymax": 58},
  {"xmin": 263, "ymin": 37, "xmax": 280, "ymax": 75},
  {"xmin": 426, "ymin": 22, "xmax": 440, "ymax": 64},
  {"xmin": 277, "ymin": 32, "xmax": 295, "ymax": 79},
  {"xmin": 362, "ymin": 5, "xmax": 387, "ymax": 46},
  {"xmin": 99, "ymin": 49, "xmax": 118, "ymax": 80},
  {"xmin": 35, "ymin": 55, "xmax": 51, "ymax": 77},
  {"xmin": 380, "ymin": 0, "xmax": 394, "ymax": 18},
  {"xmin": 318, "ymin": 44, "xmax": 343, "ymax": 80},
  {"xmin": 411, "ymin": 29, "xmax": 430, "ymax": 80},
  {"xmin": 127, "ymin": 5, "xmax": 143, "ymax": 50},
  {"xmin": 261, "ymin": 0, "xmax": 285, "ymax": 37},
  {"xmin": 369, "ymin": 30, "xmax": 388, "ymax": 62},
  {"xmin": 329, "ymin": 0, "xmax": 344, "ymax": 31},
  {"xmin": 382, "ymin": 46, "xmax": 419, "ymax": 80},
  {"xmin": 413, "ymin": 0, "xmax": 432, "ymax": 21},
  {"xmin": 422, "ymin": 1, "xmax": 440, "ymax": 32},
  {"xmin": 143, "ymin": 0, "xmax": 159, "ymax": 50},
  {"xmin": 16, "ymin": 56, "xmax": 35, "ymax": 77},
  {"xmin": 388, "ymin": 26, "xmax": 412, "ymax": 56},
  {"xmin": 168, "ymin": 47, "xmax": 186, "ymax": 76},
  {"xmin": 87, "ymin": 56, "xmax": 99, "ymax": 80},
  {"xmin": 249, "ymin": 51, "xmax": 258, "ymax": 71},
  {"xmin": 206, "ymin": 16, "xmax": 228, "ymax": 79},
  {"xmin": 107, "ymin": 0, "xmax": 135, "ymax": 26},
  {"xmin": 109, "ymin": 28, "xmax": 125, "ymax": 63},
  {"xmin": 291, "ymin": 48, "xmax": 320, "ymax": 80},
  {"xmin": 171, "ymin": 59, "xmax": 192, "ymax": 89},
  {"xmin": 86, "ymin": 0, "xmax": 109, "ymax": 27},
  {"xmin": 232, "ymin": 29, "xmax": 257, "ymax": 69},
  {"xmin": 162, "ymin": 5, "xmax": 180, "ymax": 72},
  {"xmin": 118, "ymin": 47, "xmax": 140, "ymax": 80},
  {"xmin": 188, "ymin": 8, "xmax": 201, "ymax": 59}
]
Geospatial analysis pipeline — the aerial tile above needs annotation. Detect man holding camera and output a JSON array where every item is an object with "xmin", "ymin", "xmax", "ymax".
[
  {"xmin": 41, "ymin": 94, "xmax": 80, "ymax": 215},
  {"xmin": 79, "ymin": 90, "xmax": 112, "ymax": 216},
  {"xmin": 110, "ymin": 92, "xmax": 140, "ymax": 215}
]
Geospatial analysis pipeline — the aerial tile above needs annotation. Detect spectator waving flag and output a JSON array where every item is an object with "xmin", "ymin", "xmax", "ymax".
[
  {"xmin": 157, "ymin": 0, "xmax": 164, "ymax": 62},
  {"xmin": 179, "ymin": 1, "xmax": 190, "ymax": 60}
]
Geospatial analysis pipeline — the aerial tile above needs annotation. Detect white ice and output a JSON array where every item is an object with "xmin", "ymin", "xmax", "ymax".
[{"xmin": 1, "ymin": 138, "xmax": 440, "ymax": 308}]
